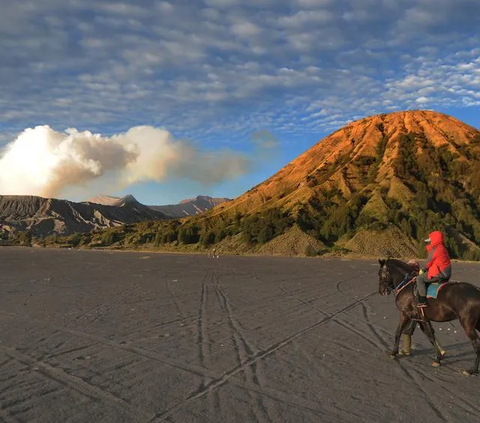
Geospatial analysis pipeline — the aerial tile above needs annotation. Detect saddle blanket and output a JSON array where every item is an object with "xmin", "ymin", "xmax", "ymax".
[{"xmin": 426, "ymin": 282, "xmax": 449, "ymax": 299}]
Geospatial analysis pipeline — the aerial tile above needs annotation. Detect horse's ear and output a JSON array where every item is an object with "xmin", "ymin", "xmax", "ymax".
[{"xmin": 379, "ymin": 259, "xmax": 386, "ymax": 267}]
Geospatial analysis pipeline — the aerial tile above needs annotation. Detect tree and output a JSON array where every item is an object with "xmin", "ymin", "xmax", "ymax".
[
  {"xmin": 200, "ymin": 231, "xmax": 215, "ymax": 246},
  {"xmin": 70, "ymin": 233, "xmax": 82, "ymax": 247},
  {"xmin": 178, "ymin": 225, "xmax": 200, "ymax": 244},
  {"xmin": 102, "ymin": 231, "xmax": 115, "ymax": 246},
  {"xmin": 257, "ymin": 226, "xmax": 274, "ymax": 244}
]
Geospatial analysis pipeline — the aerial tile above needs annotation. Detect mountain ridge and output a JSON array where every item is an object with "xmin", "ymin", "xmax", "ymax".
[
  {"xmin": 88, "ymin": 194, "xmax": 231, "ymax": 218},
  {"xmin": 0, "ymin": 194, "xmax": 167, "ymax": 236},
  {"xmin": 6, "ymin": 110, "xmax": 480, "ymax": 259},
  {"xmin": 138, "ymin": 110, "xmax": 480, "ymax": 259}
]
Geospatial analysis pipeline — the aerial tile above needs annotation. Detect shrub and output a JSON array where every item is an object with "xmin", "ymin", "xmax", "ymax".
[
  {"xmin": 102, "ymin": 231, "xmax": 116, "ymax": 246},
  {"xmin": 178, "ymin": 225, "xmax": 200, "ymax": 244},
  {"xmin": 257, "ymin": 226, "xmax": 275, "ymax": 244},
  {"xmin": 305, "ymin": 245, "xmax": 318, "ymax": 257},
  {"xmin": 17, "ymin": 231, "xmax": 33, "ymax": 246},
  {"xmin": 242, "ymin": 208, "xmax": 293, "ymax": 244},
  {"xmin": 214, "ymin": 228, "xmax": 228, "ymax": 243},
  {"xmin": 200, "ymin": 231, "xmax": 216, "ymax": 246},
  {"xmin": 162, "ymin": 229, "xmax": 178, "ymax": 244},
  {"xmin": 154, "ymin": 231, "xmax": 162, "ymax": 247},
  {"xmin": 464, "ymin": 249, "xmax": 480, "ymax": 261},
  {"xmin": 354, "ymin": 156, "xmax": 376, "ymax": 167},
  {"xmin": 70, "ymin": 233, "xmax": 82, "ymax": 247}
]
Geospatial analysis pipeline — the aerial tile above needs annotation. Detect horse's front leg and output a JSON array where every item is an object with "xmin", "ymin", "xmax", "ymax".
[
  {"xmin": 391, "ymin": 313, "xmax": 411, "ymax": 358},
  {"xmin": 400, "ymin": 320, "xmax": 417, "ymax": 356}
]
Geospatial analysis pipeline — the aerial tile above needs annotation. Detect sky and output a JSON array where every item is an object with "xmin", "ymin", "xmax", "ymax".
[{"xmin": 0, "ymin": 0, "xmax": 479, "ymax": 205}]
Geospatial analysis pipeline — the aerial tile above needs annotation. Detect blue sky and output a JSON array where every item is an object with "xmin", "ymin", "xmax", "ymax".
[{"xmin": 0, "ymin": 0, "xmax": 479, "ymax": 205}]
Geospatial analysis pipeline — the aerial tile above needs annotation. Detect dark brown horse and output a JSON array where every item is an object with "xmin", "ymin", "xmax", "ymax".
[{"xmin": 378, "ymin": 258, "xmax": 480, "ymax": 375}]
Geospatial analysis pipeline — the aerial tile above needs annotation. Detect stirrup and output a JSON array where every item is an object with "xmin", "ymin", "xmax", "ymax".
[{"xmin": 417, "ymin": 306, "xmax": 427, "ymax": 322}]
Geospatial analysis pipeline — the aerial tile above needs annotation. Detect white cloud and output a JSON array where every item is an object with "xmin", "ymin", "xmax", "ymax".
[
  {"xmin": 231, "ymin": 21, "xmax": 261, "ymax": 37},
  {"xmin": 277, "ymin": 10, "xmax": 333, "ymax": 27},
  {"xmin": 297, "ymin": 0, "xmax": 332, "ymax": 7},
  {"xmin": 0, "ymin": 126, "xmax": 252, "ymax": 197},
  {"xmin": 204, "ymin": 0, "xmax": 241, "ymax": 8},
  {"xmin": 416, "ymin": 96, "xmax": 429, "ymax": 104},
  {"xmin": 157, "ymin": 2, "xmax": 174, "ymax": 13}
]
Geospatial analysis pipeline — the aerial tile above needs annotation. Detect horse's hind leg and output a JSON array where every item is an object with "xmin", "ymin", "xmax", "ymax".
[
  {"xmin": 459, "ymin": 317, "xmax": 480, "ymax": 376},
  {"xmin": 426, "ymin": 321, "xmax": 447, "ymax": 358},
  {"xmin": 418, "ymin": 321, "xmax": 444, "ymax": 366}
]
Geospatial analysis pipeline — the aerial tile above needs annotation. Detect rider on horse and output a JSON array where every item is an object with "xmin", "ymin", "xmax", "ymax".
[{"xmin": 416, "ymin": 231, "xmax": 452, "ymax": 307}]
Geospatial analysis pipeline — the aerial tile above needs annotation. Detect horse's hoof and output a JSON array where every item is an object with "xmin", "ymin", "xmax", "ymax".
[
  {"xmin": 432, "ymin": 361, "xmax": 441, "ymax": 368},
  {"xmin": 399, "ymin": 350, "xmax": 411, "ymax": 356},
  {"xmin": 462, "ymin": 370, "xmax": 471, "ymax": 377},
  {"xmin": 390, "ymin": 354, "xmax": 397, "ymax": 360}
]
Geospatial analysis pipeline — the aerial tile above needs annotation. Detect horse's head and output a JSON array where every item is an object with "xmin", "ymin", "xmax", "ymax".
[
  {"xmin": 378, "ymin": 258, "xmax": 414, "ymax": 296},
  {"xmin": 378, "ymin": 259, "xmax": 393, "ymax": 296}
]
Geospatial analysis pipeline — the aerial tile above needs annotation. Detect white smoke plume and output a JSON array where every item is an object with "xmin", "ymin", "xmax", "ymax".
[{"xmin": 0, "ymin": 125, "xmax": 252, "ymax": 198}]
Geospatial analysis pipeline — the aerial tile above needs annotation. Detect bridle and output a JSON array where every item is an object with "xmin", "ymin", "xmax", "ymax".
[
  {"xmin": 380, "ymin": 261, "xmax": 416, "ymax": 297},
  {"xmin": 380, "ymin": 264, "xmax": 395, "ymax": 295}
]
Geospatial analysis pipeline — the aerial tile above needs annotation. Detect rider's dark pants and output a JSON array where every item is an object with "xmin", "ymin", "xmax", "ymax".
[{"xmin": 416, "ymin": 273, "xmax": 442, "ymax": 297}]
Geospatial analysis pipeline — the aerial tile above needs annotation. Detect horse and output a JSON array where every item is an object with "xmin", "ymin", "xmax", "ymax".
[{"xmin": 378, "ymin": 258, "xmax": 480, "ymax": 375}]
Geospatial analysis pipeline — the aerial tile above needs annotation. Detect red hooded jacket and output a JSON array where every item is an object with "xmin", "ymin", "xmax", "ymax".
[{"xmin": 426, "ymin": 231, "xmax": 451, "ymax": 280}]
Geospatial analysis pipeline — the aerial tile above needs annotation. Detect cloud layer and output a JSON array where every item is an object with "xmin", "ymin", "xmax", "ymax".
[
  {"xmin": 0, "ymin": 0, "xmax": 479, "ymax": 142},
  {"xmin": 0, "ymin": 125, "xmax": 251, "ymax": 198}
]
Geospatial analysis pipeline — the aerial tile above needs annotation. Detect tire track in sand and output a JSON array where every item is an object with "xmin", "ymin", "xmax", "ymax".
[
  {"xmin": 197, "ymin": 269, "xmax": 210, "ymax": 388},
  {"xmin": 1, "ymin": 346, "xmax": 153, "ymax": 423},
  {"xmin": 1, "ymin": 299, "xmax": 360, "ymax": 422},
  {"xmin": 358, "ymin": 301, "xmax": 447, "ymax": 422},
  {"xmin": 148, "ymin": 290, "xmax": 378, "ymax": 422},
  {"xmin": 196, "ymin": 268, "xmax": 217, "ymax": 421},
  {"xmin": 280, "ymin": 281, "xmax": 385, "ymax": 352},
  {"xmin": 214, "ymin": 269, "xmax": 277, "ymax": 423}
]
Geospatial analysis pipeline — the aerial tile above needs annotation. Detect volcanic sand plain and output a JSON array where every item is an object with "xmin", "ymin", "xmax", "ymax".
[{"xmin": 1, "ymin": 247, "xmax": 479, "ymax": 423}]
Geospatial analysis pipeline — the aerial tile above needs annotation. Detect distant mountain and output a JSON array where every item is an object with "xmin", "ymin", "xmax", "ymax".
[
  {"xmin": 112, "ymin": 194, "xmax": 143, "ymax": 208},
  {"xmin": 87, "ymin": 194, "xmax": 120, "ymax": 206},
  {"xmin": 149, "ymin": 195, "xmax": 231, "ymax": 218},
  {"xmin": 88, "ymin": 194, "xmax": 231, "ymax": 218},
  {"xmin": 0, "ymin": 195, "xmax": 167, "ymax": 236},
  {"xmin": 11, "ymin": 110, "xmax": 480, "ymax": 260},
  {"xmin": 187, "ymin": 110, "xmax": 480, "ymax": 258}
]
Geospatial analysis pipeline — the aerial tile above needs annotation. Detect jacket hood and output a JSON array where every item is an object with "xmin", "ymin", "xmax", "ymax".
[{"xmin": 428, "ymin": 231, "xmax": 444, "ymax": 247}]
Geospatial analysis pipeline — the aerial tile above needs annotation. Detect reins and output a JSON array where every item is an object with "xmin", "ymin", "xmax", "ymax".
[
  {"xmin": 394, "ymin": 277, "xmax": 416, "ymax": 296},
  {"xmin": 382, "ymin": 261, "xmax": 416, "ymax": 297}
]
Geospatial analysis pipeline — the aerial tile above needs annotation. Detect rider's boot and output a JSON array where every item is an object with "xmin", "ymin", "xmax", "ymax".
[
  {"xmin": 400, "ymin": 334, "xmax": 412, "ymax": 355},
  {"xmin": 417, "ymin": 295, "xmax": 427, "ymax": 308}
]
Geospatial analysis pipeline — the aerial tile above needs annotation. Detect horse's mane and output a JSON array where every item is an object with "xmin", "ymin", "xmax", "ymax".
[{"xmin": 386, "ymin": 258, "xmax": 413, "ymax": 273}]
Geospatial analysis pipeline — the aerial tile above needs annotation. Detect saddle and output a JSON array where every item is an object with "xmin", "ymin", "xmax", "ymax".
[
  {"xmin": 412, "ymin": 280, "xmax": 450, "ymax": 299},
  {"xmin": 412, "ymin": 280, "xmax": 450, "ymax": 321},
  {"xmin": 426, "ymin": 282, "xmax": 449, "ymax": 299}
]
